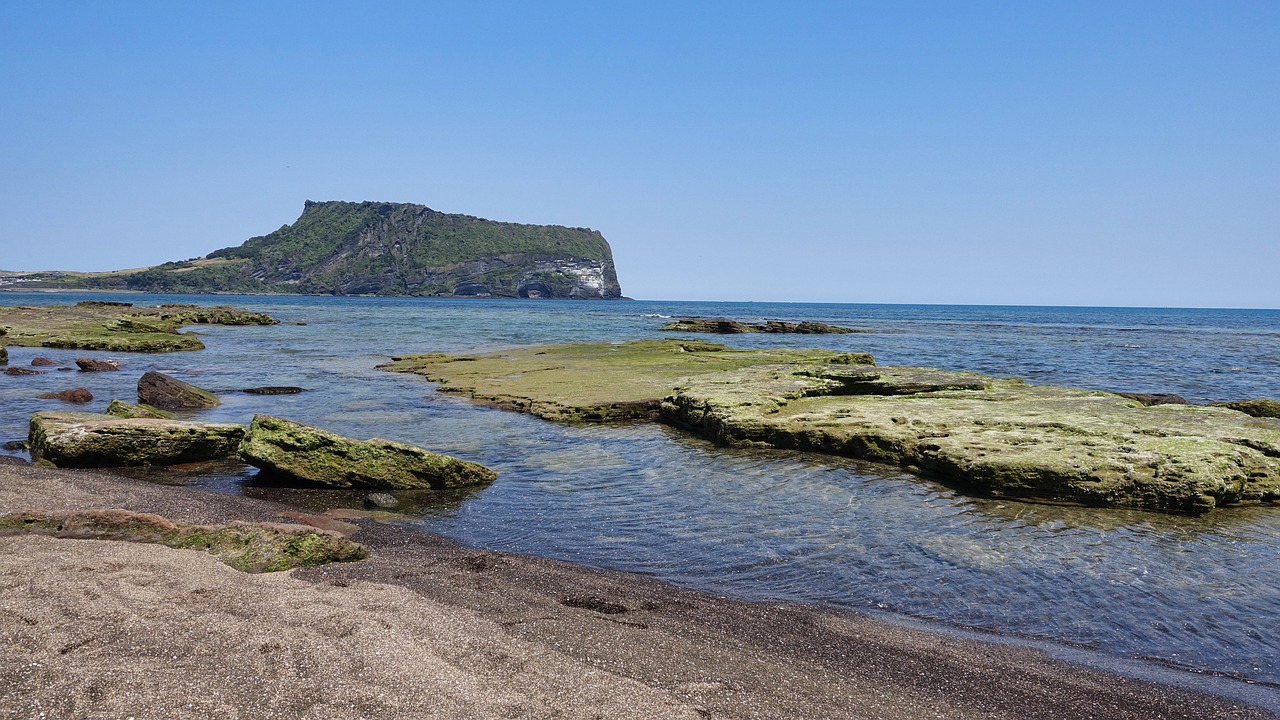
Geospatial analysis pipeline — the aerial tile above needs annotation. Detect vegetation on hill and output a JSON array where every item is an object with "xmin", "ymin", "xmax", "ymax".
[{"xmin": 4, "ymin": 201, "xmax": 623, "ymax": 298}]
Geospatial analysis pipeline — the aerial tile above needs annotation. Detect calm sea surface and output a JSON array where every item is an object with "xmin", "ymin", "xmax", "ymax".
[{"xmin": 3, "ymin": 292, "xmax": 1279, "ymax": 687}]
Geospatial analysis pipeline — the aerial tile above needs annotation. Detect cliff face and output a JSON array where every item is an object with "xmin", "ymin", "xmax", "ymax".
[{"xmin": 114, "ymin": 201, "xmax": 625, "ymax": 298}]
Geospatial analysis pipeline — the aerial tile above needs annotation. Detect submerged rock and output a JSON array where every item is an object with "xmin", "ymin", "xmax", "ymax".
[
  {"xmin": 37, "ymin": 388, "xmax": 93, "ymax": 403},
  {"xmin": 137, "ymin": 370, "xmax": 220, "ymax": 410},
  {"xmin": 238, "ymin": 415, "xmax": 497, "ymax": 491},
  {"xmin": 242, "ymin": 386, "xmax": 306, "ymax": 395},
  {"xmin": 364, "ymin": 492, "xmax": 400, "ymax": 509},
  {"xmin": 105, "ymin": 399, "xmax": 173, "ymax": 419},
  {"xmin": 28, "ymin": 411, "xmax": 245, "ymax": 467},
  {"xmin": 4, "ymin": 367, "xmax": 43, "ymax": 376}
]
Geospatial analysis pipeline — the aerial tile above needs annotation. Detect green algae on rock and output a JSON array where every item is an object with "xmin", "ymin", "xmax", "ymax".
[
  {"xmin": 1211, "ymin": 398, "xmax": 1280, "ymax": 419},
  {"xmin": 385, "ymin": 341, "xmax": 1280, "ymax": 513},
  {"xmin": 0, "ymin": 508, "xmax": 367, "ymax": 572},
  {"xmin": 0, "ymin": 302, "xmax": 277, "ymax": 353},
  {"xmin": 238, "ymin": 415, "xmax": 497, "ymax": 490},
  {"xmin": 665, "ymin": 366, "xmax": 1280, "ymax": 513},
  {"xmin": 381, "ymin": 339, "xmax": 871, "ymax": 422},
  {"xmin": 29, "ymin": 411, "xmax": 246, "ymax": 467},
  {"xmin": 105, "ymin": 399, "xmax": 173, "ymax": 419}
]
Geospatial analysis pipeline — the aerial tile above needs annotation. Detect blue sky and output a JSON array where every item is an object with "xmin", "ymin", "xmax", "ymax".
[{"xmin": 1, "ymin": 1, "xmax": 1276, "ymax": 307}]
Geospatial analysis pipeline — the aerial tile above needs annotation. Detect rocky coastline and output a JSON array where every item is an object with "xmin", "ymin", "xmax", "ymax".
[{"xmin": 384, "ymin": 339, "xmax": 1280, "ymax": 513}]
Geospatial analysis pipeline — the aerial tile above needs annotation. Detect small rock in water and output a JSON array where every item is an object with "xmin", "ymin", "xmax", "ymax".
[
  {"xmin": 31, "ymin": 357, "xmax": 58, "ymax": 366},
  {"xmin": 364, "ymin": 492, "xmax": 400, "ymax": 509},
  {"xmin": 2, "ymin": 440, "xmax": 26, "ymax": 451},
  {"xmin": 242, "ymin": 386, "xmax": 306, "ymax": 395},
  {"xmin": 76, "ymin": 358, "xmax": 122, "ymax": 372},
  {"xmin": 4, "ymin": 367, "xmax": 43, "ymax": 376},
  {"xmin": 37, "ymin": 388, "xmax": 93, "ymax": 403}
]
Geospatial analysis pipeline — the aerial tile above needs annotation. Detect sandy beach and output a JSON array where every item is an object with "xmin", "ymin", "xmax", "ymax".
[{"xmin": 1, "ymin": 460, "xmax": 1276, "ymax": 719}]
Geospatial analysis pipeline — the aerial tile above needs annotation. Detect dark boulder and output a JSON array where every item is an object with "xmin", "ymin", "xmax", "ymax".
[
  {"xmin": 31, "ymin": 357, "xmax": 58, "ymax": 366},
  {"xmin": 137, "ymin": 371, "xmax": 220, "ymax": 410}
]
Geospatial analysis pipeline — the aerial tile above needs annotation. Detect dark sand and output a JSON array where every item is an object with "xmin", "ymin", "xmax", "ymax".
[{"xmin": 1, "ymin": 461, "xmax": 1276, "ymax": 719}]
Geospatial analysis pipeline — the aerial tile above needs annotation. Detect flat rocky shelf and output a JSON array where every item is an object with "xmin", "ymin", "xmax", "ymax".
[
  {"xmin": 383, "ymin": 339, "xmax": 1280, "ymax": 513},
  {"xmin": 0, "ymin": 301, "xmax": 276, "ymax": 353}
]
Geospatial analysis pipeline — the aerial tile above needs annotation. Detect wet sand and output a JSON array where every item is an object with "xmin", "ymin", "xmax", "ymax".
[{"xmin": 1, "ymin": 461, "xmax": 1276, "ymax": 719}]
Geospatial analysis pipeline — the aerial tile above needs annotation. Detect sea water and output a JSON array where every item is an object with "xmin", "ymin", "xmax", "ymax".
[{"xmin": 2, "ymin": 292, "xmax": 1279, "ymax": 686}]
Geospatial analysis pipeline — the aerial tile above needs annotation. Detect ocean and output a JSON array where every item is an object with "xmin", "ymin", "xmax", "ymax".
[{"xmin": 2, "ymin": 292, "xmax": 1279, "ymax": 687}]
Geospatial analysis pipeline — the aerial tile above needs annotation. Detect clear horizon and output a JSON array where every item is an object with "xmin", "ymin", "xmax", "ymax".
[{"xmin": 1, "ymin": 2, "xmax": 1276, "ymax": 309}]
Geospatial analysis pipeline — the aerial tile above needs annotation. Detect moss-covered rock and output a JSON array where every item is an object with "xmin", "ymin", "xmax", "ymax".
[
  {"xmin": 662, "ymin": 364, "xmax": 1280, "ymax": 513},
  {"xmin": 1211, "ymin": 398, "xmax": 1280, "ymax": 419},
  {"xmin": 105, "ymin": 399, "xmax": 173, "ymax": 419},
  {"xmin": 137, "ymin": 370, "xmax": 220, "ymax": 410},
  {"xmin": 0, "ymin": 508, "xmax": 367, "ymax": 572},
  {"xmin": 0, "ymin": 346, "xmax": 7, "ymax": 365},
  {"xmin": 386, "ymin": 341, "xmax": 1280, "ymax": 513},
  {"xmin": 0, "ymin": 302, "xmax": 276, "ymax": 353},
  {"xmin": 28, "ymin": 411, "xmax": 245, "ymax": 467},
  {"xmin": 381, "ymin": 339, "xmax": 863, "ymax": 422},
  {"xmin": 238, "ymin": 415, "xmax": 497, "ymax": 490}
]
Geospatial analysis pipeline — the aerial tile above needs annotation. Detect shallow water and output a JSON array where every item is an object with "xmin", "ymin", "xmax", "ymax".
[{"xmin": 2, "ymin": 292, "xmax": 1279, "ymax": 685}]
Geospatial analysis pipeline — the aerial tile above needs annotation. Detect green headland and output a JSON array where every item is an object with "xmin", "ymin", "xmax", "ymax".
[{"xmin": 2, "ymin": 200, "xmax": 624, "ymax": 299}]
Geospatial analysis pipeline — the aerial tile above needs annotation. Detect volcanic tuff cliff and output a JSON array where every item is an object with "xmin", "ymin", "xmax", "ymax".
[{"xmin": 62, "ymin": 201, "xmax": 624, "ymax": 298}]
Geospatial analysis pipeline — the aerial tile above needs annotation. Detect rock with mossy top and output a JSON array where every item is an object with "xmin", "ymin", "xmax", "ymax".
[
  {"xmin": 238, "ymin": 415, "xmax": 497, "ymax": 490},
  {"xmin": 1211, "ymin": 398, "xmax": 1280, "ymax": 419},
  {"xmin": 137, "ymin": 370, "xmax": 220, "ymax": 410},
  {"xmin": 380, "ymin": 339, "xmax": 863, "ymax": 422},
  {"xmin": 105, "ymin": 399, "xmax": 173, "ymax": 419},
  {"xmin": 0, "ymin": 508, "xmax": 367, "ymax": 572},
  {"xmin": 384, "ymin": 340, "xmax": 1280, "ymax": 513},
  {"xmin": 662, "ymin": 364, "xmax": 1280, "ymax": 513},
  {"xmin": 28, "ymin": 411, "xmax": 245, "ymax": 467},
  {"xmin": 0, "ymin": 302, "xmax": 276, "ymax": 353}
]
